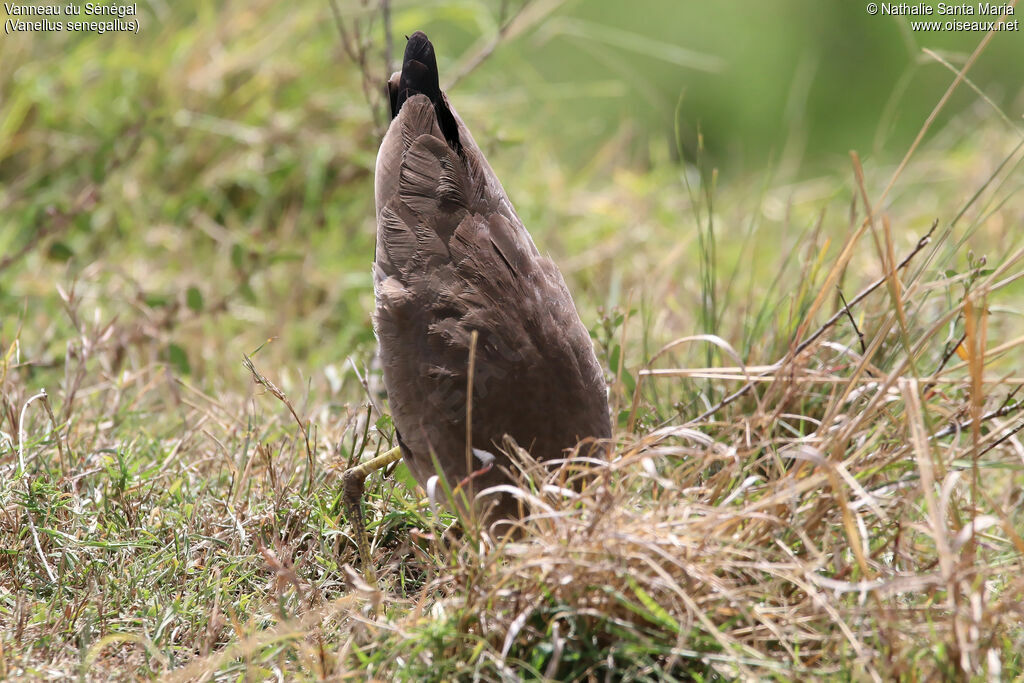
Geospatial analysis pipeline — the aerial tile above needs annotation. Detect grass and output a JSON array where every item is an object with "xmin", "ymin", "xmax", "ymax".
[{"xmin": 3, "ymin": 1, "xmax": 1024, "ymax": 680}]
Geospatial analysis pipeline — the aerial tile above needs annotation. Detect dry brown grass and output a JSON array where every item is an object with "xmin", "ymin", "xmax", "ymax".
[{"xmin": 3, "ymin": 3, "xmax": 1024, "ymax": 680}]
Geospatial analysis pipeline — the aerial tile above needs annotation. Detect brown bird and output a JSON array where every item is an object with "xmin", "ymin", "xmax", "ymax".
[{"xmin": 344, "ymin": 31, "xmax": 610, "ymax": 579}]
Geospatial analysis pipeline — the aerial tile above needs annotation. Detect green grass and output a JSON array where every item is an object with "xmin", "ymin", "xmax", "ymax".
[{"xmin": 3, "ymin": 1, "xmax": 1024, "ymax": 680}]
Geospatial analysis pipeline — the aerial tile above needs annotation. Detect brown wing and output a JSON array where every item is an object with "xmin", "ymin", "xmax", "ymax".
[{"xmin": 373, "ymin": 90, "xmax": 610, "ymax": 516}]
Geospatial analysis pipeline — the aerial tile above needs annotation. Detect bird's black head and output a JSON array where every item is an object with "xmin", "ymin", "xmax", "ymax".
[
  {"xmin": 388, "ymin": 31, "xmax": 462, "ymax": 154},
  {"xmin": 392, "ymin": 31, "xmax": 441, "ymax": 114}
]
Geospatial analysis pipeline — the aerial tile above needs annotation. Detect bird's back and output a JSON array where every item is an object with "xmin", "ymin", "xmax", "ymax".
[{"xmin": 373, "ymin": 32, "xmax": 610, "ymax": 521}]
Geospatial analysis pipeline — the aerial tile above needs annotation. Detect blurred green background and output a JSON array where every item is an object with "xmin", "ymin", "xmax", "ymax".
[
  {"xmin": 5, "ymin": 0, "xmax": 1023, "ymax": 175},
  {"xmin": 1, "ymin": 0, "xmax": 1021, "ymax": 384},
  {"xmin": 444, "ymin": 0, "xmax": 1024, "ymax": 173}
]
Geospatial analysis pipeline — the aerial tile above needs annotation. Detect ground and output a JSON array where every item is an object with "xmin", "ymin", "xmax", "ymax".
[{"xmin": 1, "ymin": 2, "xmax": 1023, "ymax": 680}]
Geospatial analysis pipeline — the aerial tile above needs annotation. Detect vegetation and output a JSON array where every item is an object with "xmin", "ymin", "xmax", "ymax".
[{"xmin": 2, "ymin": 1, "xmax": 1022, "ymax": 679}]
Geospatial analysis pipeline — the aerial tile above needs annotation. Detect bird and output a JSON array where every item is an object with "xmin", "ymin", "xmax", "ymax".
[{"xmin": 344, "ymin": 31, "xmax": 611, "ymax": 581}]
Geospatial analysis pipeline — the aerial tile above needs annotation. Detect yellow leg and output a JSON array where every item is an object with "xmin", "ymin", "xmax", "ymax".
[{"xmin": 342, "ymin": 446, "xmax": 403, "ymax": 584}]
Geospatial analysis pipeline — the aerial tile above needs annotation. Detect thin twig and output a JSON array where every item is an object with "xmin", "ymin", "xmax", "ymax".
[
  {"xmin": 976, "ymin": 419, "xmax": 1024, "ymax": 457},
  {"xmin": 923, "ymin": 331, "xmax": 967, "ymax": 396},
  {"xmin": 836, "ymin": 287, "xmax": 866, "ymax": 354},
  {"xmin": 347, "ymin": 356, "xmax": 385, "ymax": 418},
  {"xmin": 242, "ymin": 354, "xmax": 315, "ymax": 493},
  {"xmin": 876, "ymin": 12, "xmax": 1014, "ymax": 207},
  {"xmin": 0, "ymin": 188, "xmax": 97, "ymax": 275},
  {"xmin": 687, "ymin": 220, "xmax": 937, "ymax": 424},
  {"xmin": 795, "ymin": 220, "xmax": 937, "ymax": 358},
  {"xmin": 444, "ymin": 0, "xmax": 546, "ymax": 90},
  {"xmin": 465, "ymin": 330, "xmax": 479, "ymax": 480},
  {"xmin": 933, "ymin": 390, "xmax": 1024, "ymax": 440},
  {"xmin": 18, "ymin": 390, "xmax": 58, "ymax": 583},
  {"xmin": 39, "ymin": 390, "xmax": 66, "ymax": 478},
  {"xmin": 346, "ymin": 402, "xmax": 374, "ymax": 471},
  {"xmin": 381, "ymin": 0, "xmax": 393, "ymax": 77},
  {"xmin": 17, "ymin": 390, "xmax": 47, "ymax": 472},
  {"xmin": 329, "ymin": 0, "xmax": 386, "ymax": 129},
  {"xmin": 1, "ymin": 120, "xmax": 145, "ymax": 275}
]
